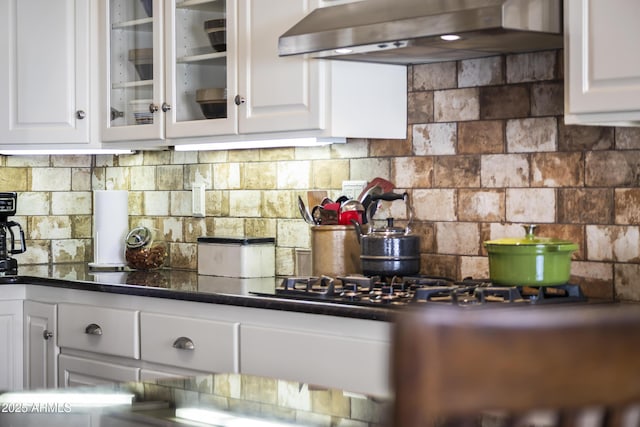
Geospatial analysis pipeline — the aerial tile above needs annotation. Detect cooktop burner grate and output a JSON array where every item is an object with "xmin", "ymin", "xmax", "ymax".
[{"xmin": 255, "ymin": 275, "xmax": 587, "ymax": 308}]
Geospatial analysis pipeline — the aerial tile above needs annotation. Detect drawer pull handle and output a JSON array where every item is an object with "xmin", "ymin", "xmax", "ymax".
[
  {"xmin": 85, "ymin": 323, "xmax": 103, "ymax": 336},
  {"xmin": 173, "ymin": 337, "xmax": 195, "ymax": 350},
  {"xmin": 43, "ymin": 330, "xmax": 53, "ymax": 340}
]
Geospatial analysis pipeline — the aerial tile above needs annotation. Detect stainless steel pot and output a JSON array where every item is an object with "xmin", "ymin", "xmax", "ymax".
[{"xmin": 354, "ymin": 192, "xmax": 420, "ymax": 276}]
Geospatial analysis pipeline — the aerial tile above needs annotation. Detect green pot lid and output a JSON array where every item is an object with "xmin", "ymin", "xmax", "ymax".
[{"xmin": 484, "ymin": 225, "xmax": 578, "ymax": 252}]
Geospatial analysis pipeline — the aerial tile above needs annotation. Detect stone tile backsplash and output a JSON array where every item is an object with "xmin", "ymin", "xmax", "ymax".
[{"xmin": 4, "ymin": 49, "xmax": 640, "ymax": 301}]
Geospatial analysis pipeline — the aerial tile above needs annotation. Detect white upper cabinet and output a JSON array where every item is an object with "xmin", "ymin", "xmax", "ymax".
[
  {"xmin": 564, "ymin": 0, "xmax": 640, "ymax": 126},
  {"xmin": 0, "ymin": 0, "xmax": 93, "ymax": 145},
  {"xmin": 101, "ymin": 0, "xmax": 406, "ymax": 146}
]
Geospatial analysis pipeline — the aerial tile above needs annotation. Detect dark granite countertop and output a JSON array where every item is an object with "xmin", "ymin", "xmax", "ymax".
[{"xmin": 0, "ymin": 264, "xmax": 394, "ymax": 322}]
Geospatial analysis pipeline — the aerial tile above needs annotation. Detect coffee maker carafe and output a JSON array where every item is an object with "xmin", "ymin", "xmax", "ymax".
[{"xmin": 0, "ymin": 192, "xmax": 26, "ymax": 275}]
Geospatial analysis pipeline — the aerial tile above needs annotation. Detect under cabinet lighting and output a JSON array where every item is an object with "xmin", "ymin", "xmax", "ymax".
[
  {"xmin": 0, "ymin": 149, "xmax": 135, "ymax": 156},
  {"xmin": 174, "ymin": 137, "xmax": 344, "ymax": 151},
  {"xmin": 440, "ymin": 34, "xmax": 461, "ymax": 41}
]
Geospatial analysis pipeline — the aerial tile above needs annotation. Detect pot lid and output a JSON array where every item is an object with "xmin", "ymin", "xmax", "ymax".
[
  {"xmin": 484, "ymin": 225, "xmax": 577, "ymax": 249},
  {"xmin": 126, "ymin": 226, "xmax": 153, "ymax": 249}
]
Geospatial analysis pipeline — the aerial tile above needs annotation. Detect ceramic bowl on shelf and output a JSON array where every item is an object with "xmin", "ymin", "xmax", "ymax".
[
  {"xmin": 128, "ymin": 48, "xmax": 153, "ymax": 80},
  {"xmin": 196, "ymin": 88, "xmax": 226, "ymax": 119},
  {"xmin": 204, "ymin": 19, "xmax": 226, "ymax": 52}
]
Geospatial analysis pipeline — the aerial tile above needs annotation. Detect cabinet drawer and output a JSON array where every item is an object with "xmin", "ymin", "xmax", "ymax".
[
  {"xmin": 140, "ymin": 312, "xmax": 239, "ymax": 373},
  {"xmin": 240, "ymin": 325, "xmax": 390, "ymax": 397},
  {"xmin": 58, "ymin": 304, "xmax": 139, "ymax": 359},
  {"xmin": 59, "ymin": 354, "xmax": 139, "ymax": 388}
]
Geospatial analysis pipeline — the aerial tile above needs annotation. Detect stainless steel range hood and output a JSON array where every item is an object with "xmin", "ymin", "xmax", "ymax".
[{"xmin": 279, "ymin": 0, "xmax": 563, "ymax": 65}]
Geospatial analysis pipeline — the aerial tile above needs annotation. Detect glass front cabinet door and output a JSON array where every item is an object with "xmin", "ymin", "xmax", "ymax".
[{"xmin": 101, "ymin": 0, "xmax": 237, "ymax": 143}]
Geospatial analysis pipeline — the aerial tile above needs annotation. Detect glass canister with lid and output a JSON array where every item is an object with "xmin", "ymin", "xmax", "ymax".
[{"xmin": 125, "ymin": 226, "xmax": 167, "ymax": 270}]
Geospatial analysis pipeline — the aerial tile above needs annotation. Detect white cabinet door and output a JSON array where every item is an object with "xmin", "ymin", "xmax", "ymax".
[
  {"xmin": 58, "ymin": 354, "xmax": 139, "ymax": 387},
  {"xmin": 23, "ymin": 301, "xmax": 58, "ymax": 390},
  {"xmin": 240, "ymin": 324, "xmax": 390, "ymax": 397},
  {"xmin": 0, "ymin": 0, "xmax": 90, "ymax": 144},
  {"xmin": 0, "ymin": 300, "xmax": 23, "ymax": 391},
  {"xmin": 564, "ymin": 0, "xmax": 640, "ymax": 125}
]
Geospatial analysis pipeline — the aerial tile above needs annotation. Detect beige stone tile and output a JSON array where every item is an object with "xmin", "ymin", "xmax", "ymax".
[
  {"xmin": 104, "ymin": 167, "xmax": 130, "ymax": 190},
  {"xmin": 199, "ymin": 393, "xmax": 230, "ymax": 410},
  {"xmin": 408, "ymin": 91, "xmax": 433, "ymax": 124},
  {"xmin": 488, "ymin": 222, "xmax": 533, "ymax": 241},
  {"xmin": 278, "ymin": 380, "xmax": 311, "ymax": 411},
  {"xmin": 293, "ymin": 145, "xmax": 331, "ymax": 161},
  {"xmin": 183, "ymin": 218, "xmax": 208, "ymax": 242},
  {"xmin": 159, "ymin": 217, "xmax": 183, "ymax": 242},
  {"xmin": 72, "ymin": 168, "xmax": 92, "ymax": 191},
  {"xmin": 143, "ymin": 191, "xmax": 170, "ymax": 216},
  {"xmin": 424, "ymin": 253, "xmax": 458, "ymax": 278},
  {"xmin": 241, "ymin": 375, "xmax": 278, "ymax": 404},
  {"xmin": 31, "ymin": 168, "xmax": 72, "ymax": 191},
  {"xmin": 310, "ymin": 389, "xmax": 350, "ymax": 418},
  {"xmin": 229, "ymin": 190, "xmax": 262, "ymax": 217},
  {"xmin": 157, "ymin": 165, "xmax": 183, "ymax": 190},
  {"xmin": 127, "ymin": 191, "xmax": 144, "ymax": 216},
  {"xmin": 311, "ymin": 159, "xmax": 350, "ymax": 190},
  {"xmin": 531, "ymin": 152, "xmax": 583, "ymax": 187},
  {"xmin": 614, "ymin": 263, "xmax": 640, "ymax": 301},
  {"xmin": 213, "ymin": 217, "xmax": 245, "ymax": 236},
  {"xmin": 52, "ymin": 239, "xmax": 88, "ymax": 263},
  {"xmin": 6, "ymin": 155, "xmax": 49, "ymax": 167},
  {"xmin": 205, "ymin": 190, "xmax": 229, "ymax": 216},
  {"xmin": 0, "ymin": 168, "xmax": 28, "ymax": 192},
  {"xmin": 277, "ymin": 219, "xmax": 311, "ymax": 247},
  {"xmin": 506, "ymin": 50, "xmax": 556, "ymax": 83},
  {"xmin": 29, "ymin": 216, "xmax": 71, "ymax": 239},
  {"xmin": 276, "ymin": 246, "xmax": 295, "ymax": 277},
  {"xmin": 413, "ymin": 189, "xmax": 456, "ymax": 221},
  {"xmin": 458, "ymin": 189, "xmax": 505, "ymax": 222},
  {"xmin": 228, "ymin": 149, "xmax": 260, "ymax": 163},
  {"xmin": 436, "ymin": 222, "xmax": 480, "ymax": 255},
  {"xmin": 434, "ymin": 156, "xmax": 480, "ymax": 188},
  {"xmin": 214, "ymin": 373, "xmax": 242, "ymax": 399},
  {"xmin": 170, "ymin": 190, "xmax": 191, "ymax": 216},
  {"xmin": 169, "ymin": 242, "xmax": 197, "ymax": 269},
  {"xmin": 412, "ymin": 61, "xmax": 457, "ymax": 90},
  {"xmin": 94, "ymin": 154, "xmax": 116, "ymax": 167},
  {"xmin": 391, "ymin": 157, "xmax": 433, "ymax": 189},
  {"xmin": 412, "ymin": 123, "xmax": 456, "ymax": 155},
  {"xmin": 481, "ymin": 154, "xmax": 529, "ymax": 188},
  {"xmin": 331, "ymin": 139, "xmax": 368, "ymax": 159},
  {"xmin": 458, "ymin": 120, "xmax": 504, "ymax": 154},
  {"xmin": 434, "ymin": 88, "xmax": 479, "ymax": 122},
  {"xmin": 259, "ymin": 148, "xmax": 295, "ymax": 162},
  {"xmin": 506, "ymin": 117, "xmax": 557, "ymax": 153},
  {"xmin": 587, "ymin": 225, "xmax": 640, "ymax": 262},
  {"xmin": 262, "ymin": 190, "xmax": 294, "ymax": 218},
  {"xmin": 172, "ymin": 150, "xmax": 199, "ymax": 165},
  {"xmin": 117, "ymin": 152, "xmax": 144, "ymax": 167},
  {"xmin": 245, "ymin": 218, "xmax": 277, "ymax": 239},
  {"xmin": 615, "ymin": 127, "xmax": 640, "ymax": 149},
  {"xmin": 349, "ymin": 157, "xmax": 391, "ymax": 182},
  {"xmin": 350, "ymin": 395, "xmax": 391, "ymax": 424},
  {"xmin": 458, "ymin": 56, "xmax": 504, "ymax": 87},
  {"xmin": 245, "ymin": 163, "xmax": 276, "ymax": 190},
  {"xmin": 616, "ymin": 189, "xmax": 640, "ymax": 225},
  {"xmin": 559, "ymin": 124, "xmax": 613, "ymax": 151},
  {"xmin": 506, "ymin": 188, "xmax": 556, "ymax": 223},
  {"xmin": 214, "ymin": 163, "xmax": 242, "ymax": 190},
  {"xmin": 15, "ymin": 240, "xmax": 49, "ymax": 264},
  {"xmin": 196, "ymin": 150, "xmax": 227, "ymax": 164},
  {"xmin": 186, "ymin": 164, "xmax": 213, "ymax": 188},
  {"xmin": 460, "ymin": 256, "xmax": 490, "ymax": 280},
  {"xmin": 51, "ymin": 155, "xmax": 92, "ymax": 167},
  {"xmin": 17, "ymin": 192, "xmax": 50, "ymax": 215},
  {"xmin": 277, "ymin": 161, "xmax": 312, "ymax": 189},
  {"xmin": 52, "ymin": 192, "xmax": 92, "ymax": 215},
  {"xmin": 370, "ymin": 136, "xmax": 412, "ymax": 158},
  {"xmin": 142, "ymin": 150, "xmax": 171, "ymax": 166},
  {"xmin": 71, "ymin": 215, "xmax": 92, "ymax": 239}
]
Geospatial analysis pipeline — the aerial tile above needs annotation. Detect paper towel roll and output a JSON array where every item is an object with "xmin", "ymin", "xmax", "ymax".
[{"xmin": 91, "ymin": 190, "xmax": 128, "ymax": 268}]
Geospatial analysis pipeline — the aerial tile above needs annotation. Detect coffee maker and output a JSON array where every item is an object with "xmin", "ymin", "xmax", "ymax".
[{"xmin": 0, "ymin": 192, "xmax": 26, "ymax": 275}]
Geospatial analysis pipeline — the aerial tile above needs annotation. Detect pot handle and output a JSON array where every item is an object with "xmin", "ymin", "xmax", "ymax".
[
  {"xmin": 370, "ymin": 192, "xmax": 414, "ymax": 233},
  {"xmin": 351, "ymin": 219, "xmax": 362, "ymax": 244},
  {"xmin": 523, "ymin": 224, "xmax": 538, "ymax": 239}
]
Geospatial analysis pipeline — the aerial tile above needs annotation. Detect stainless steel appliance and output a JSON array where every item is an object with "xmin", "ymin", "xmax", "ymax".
[
  {"xmin": 0, "ymin": 192, "xmax": 26, "ymax": 275},
  {"xmin": 279, "ymin": 0, "xmax": 563, "ymax": 65},
  {"xmin": 256, "ymin": 275, "xmax": 587, "ymax": 308}
]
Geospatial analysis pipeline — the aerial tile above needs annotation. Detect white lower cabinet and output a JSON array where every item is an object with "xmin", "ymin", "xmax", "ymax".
[
  {"xmin": 23, "ymin": 301, "xmax": 58, "ymax": 389},
  {"xmin": 0, "ymin": 300, "xmax": 23, "ymax": 391},
  {"xmin": 58, "ymin": 354, "xmax": 139, "ymax": 387},
  {"xmin": 240, "ymin": 324, "xmax": 390, "ymax": 397},
  {"xmin": 140, "ymin": 312, "xmax": 239, "ymax": 374}
]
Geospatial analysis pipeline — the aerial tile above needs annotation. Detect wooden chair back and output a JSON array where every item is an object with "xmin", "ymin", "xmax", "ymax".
[{"xmin": 392, "ymin": 304, "xmax": 640, "ymax": 427}]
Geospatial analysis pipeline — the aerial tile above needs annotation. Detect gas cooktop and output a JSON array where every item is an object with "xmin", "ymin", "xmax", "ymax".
[{"xmin": 252, "ymin": 275, "xmax": 587, "ymax": 308}]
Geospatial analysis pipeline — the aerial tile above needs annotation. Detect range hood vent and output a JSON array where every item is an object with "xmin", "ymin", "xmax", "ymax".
[{"xmin": 279, "ymin": 0, "xmax": 563, "ymax": 65}]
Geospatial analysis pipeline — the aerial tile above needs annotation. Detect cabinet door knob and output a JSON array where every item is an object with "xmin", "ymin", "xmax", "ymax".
[
  {"xmin": 85, "ymin": 323, "xmax": 103, "ymax": 336},
  {"xmin": 43, "ymin": 330, "xmax": 53, "ymax": 340},
  {"xmin": 172, "ymin": 336, "xmax": 195, "ymax": 350},
  {"xmin": 234, "ymin": 95, "xmax": 246, "ymax": 106},
  {"xmin": 149, "ymin": 104, "xmax": 159, "ymax": 113},
  {"xmin": 162, "ymin": 103, "xmax": 171, "ymax": 112},
  {"xmin": 76, "ymin": 110, "xmax": 86, "ymax": 120}
]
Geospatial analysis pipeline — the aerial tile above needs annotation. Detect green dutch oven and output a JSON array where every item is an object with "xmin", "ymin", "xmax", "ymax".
[{"xmin": 484, "ymin": 225, "xmax": 578, "ymax": 286}]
